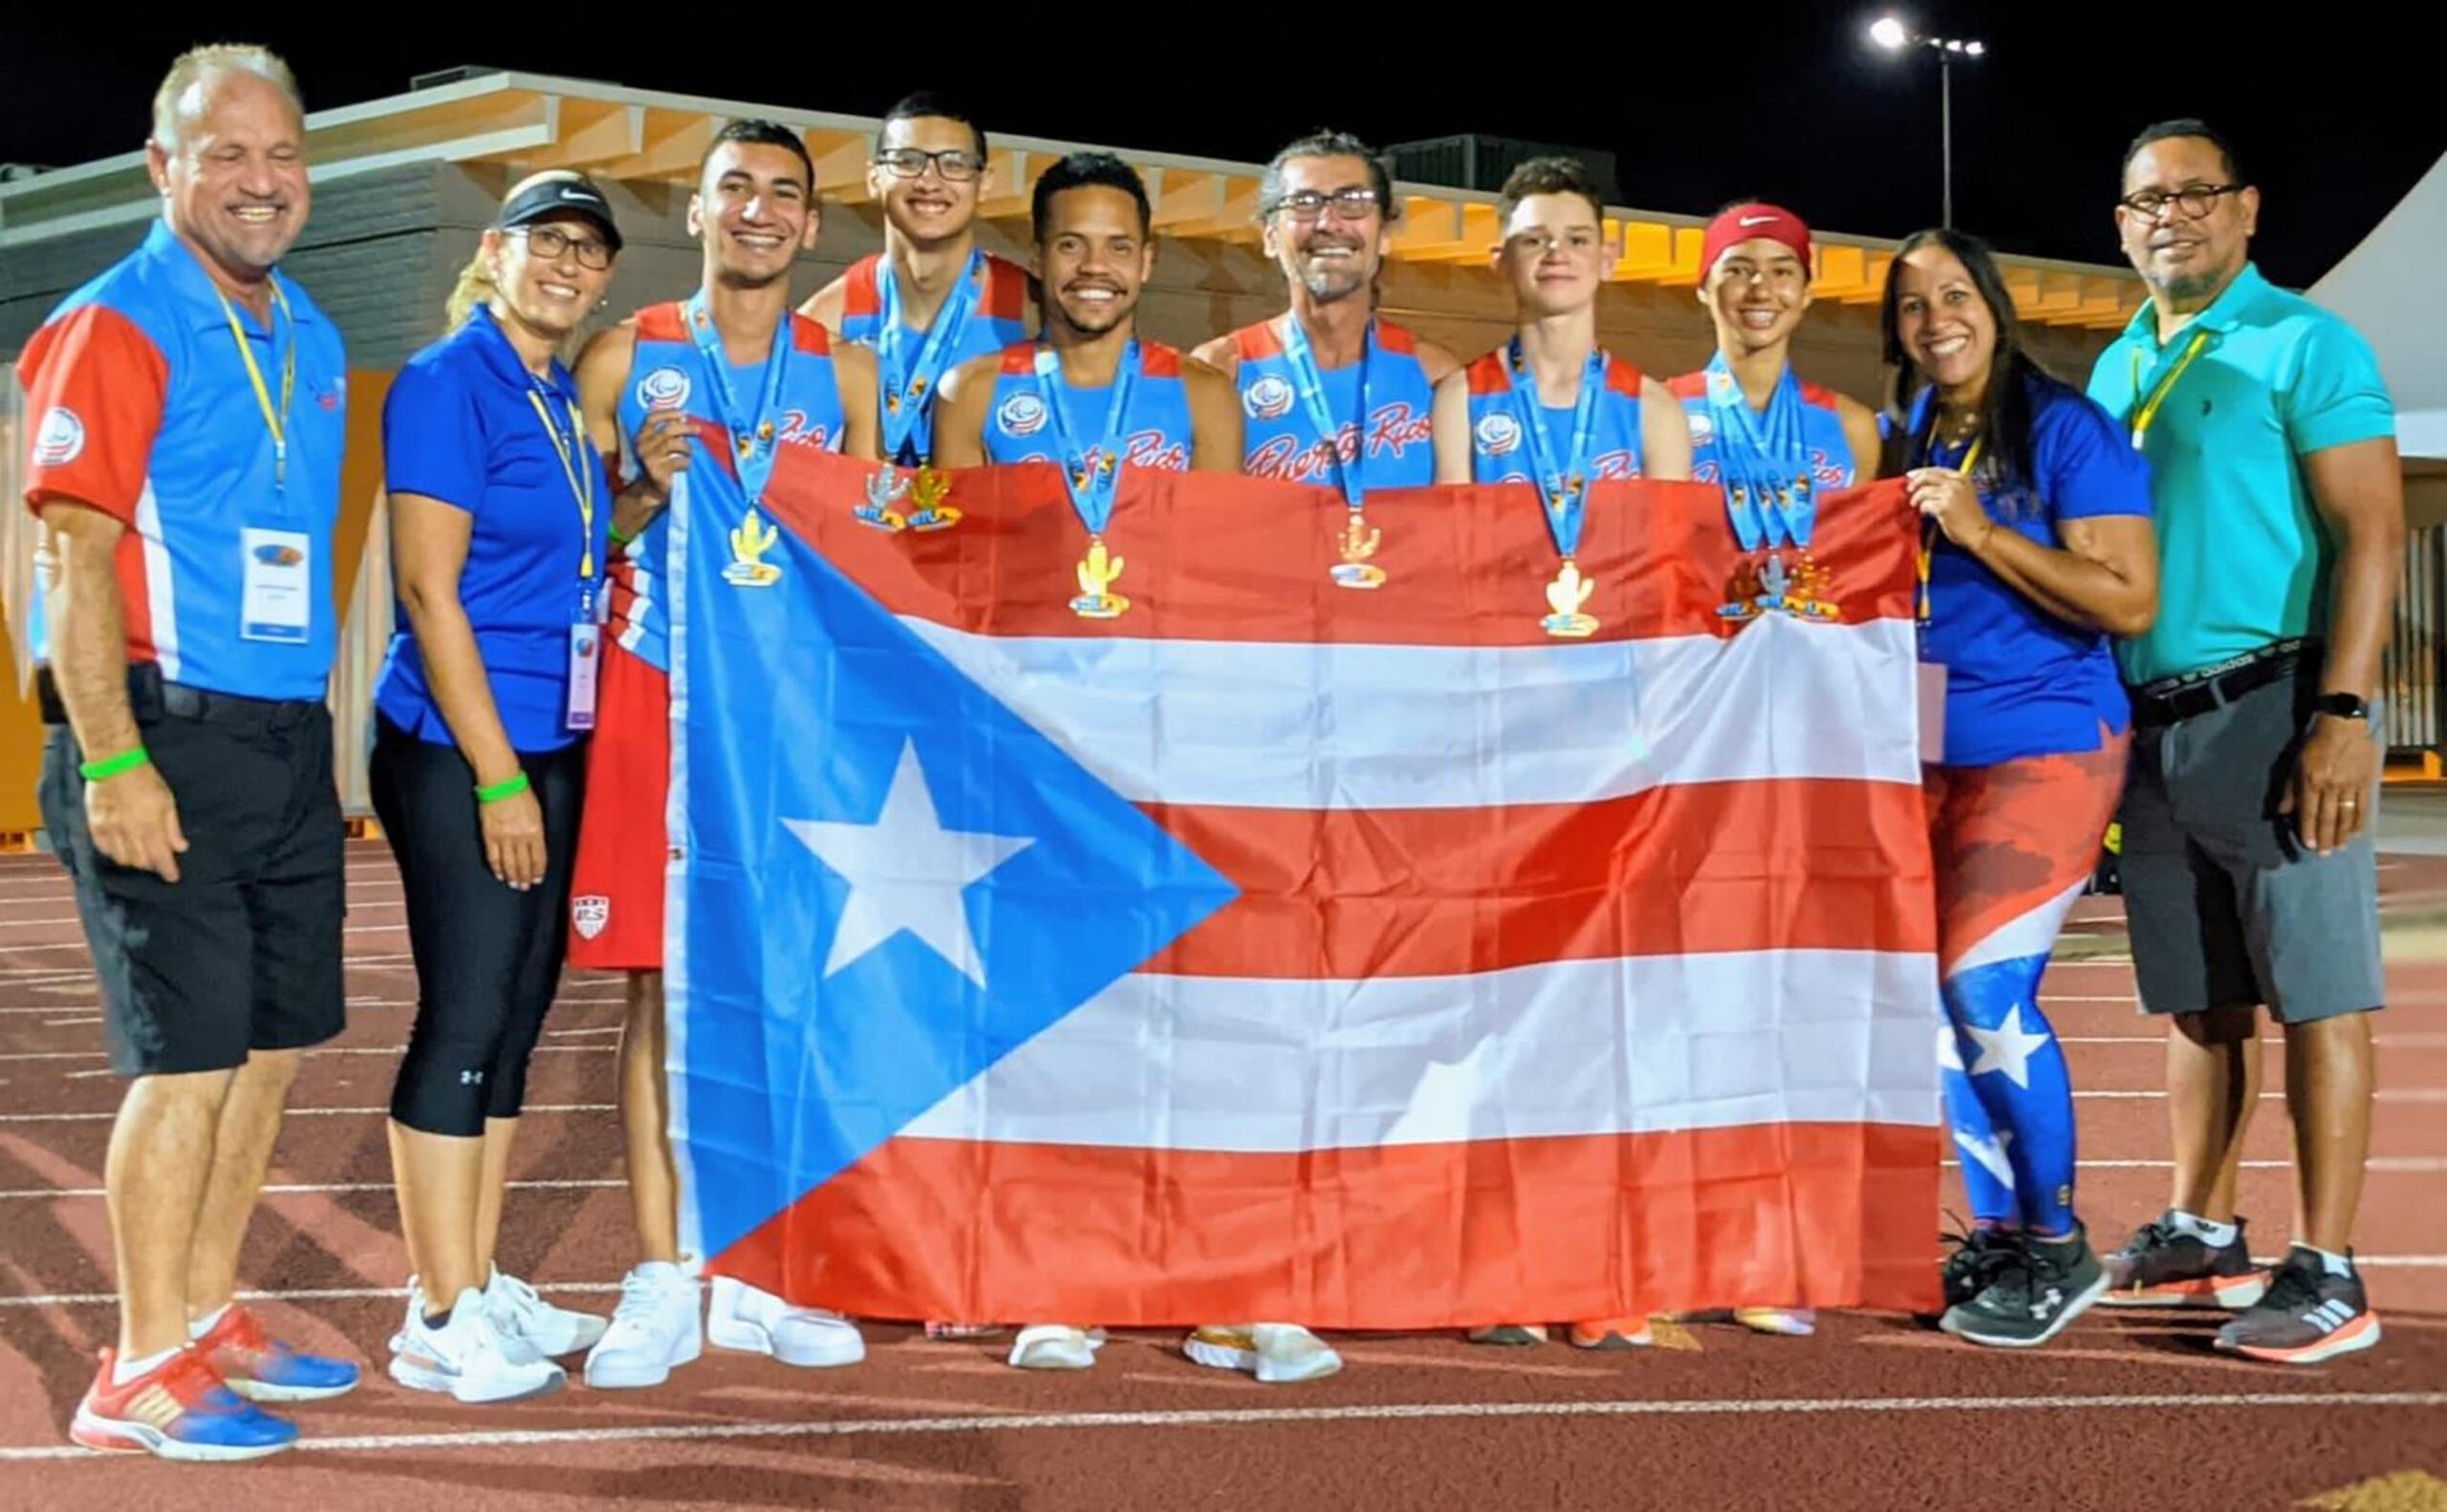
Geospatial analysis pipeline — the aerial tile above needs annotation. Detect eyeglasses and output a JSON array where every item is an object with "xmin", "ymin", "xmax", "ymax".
[
  {"xmin": 1266, "ymin": 187, "xmax": 1383, "ymax": 223},
  {"xmin": 2117, "ymin": 184, "xmax": 2247, "ymax": 221},
  {"xmin": 874, "ymin": 147, "xmax": 987, "ymax": 184},
  {"xmin": 508, "ymin": 225, "xmax": 614, "ymax": 270}
]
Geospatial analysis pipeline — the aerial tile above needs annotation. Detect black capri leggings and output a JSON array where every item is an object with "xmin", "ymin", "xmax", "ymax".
[{"xmin": 371, "ymin": 715, "xmax": 586, "ymax": 1136}]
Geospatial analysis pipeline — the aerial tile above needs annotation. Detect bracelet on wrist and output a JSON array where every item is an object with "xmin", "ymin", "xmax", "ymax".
[
  {"xmin": 475, "ymin": 771, "xmax": 531, "ymax": 804},
  {"xmin": 78, "ymin": 745, "xmax": 150, "ymax": 783}
]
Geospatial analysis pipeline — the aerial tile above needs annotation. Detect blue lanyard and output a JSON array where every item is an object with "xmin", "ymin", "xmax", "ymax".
[
  {"xmin": 1033, "ymin": 342, "xmax": 1139, "ymax": 536},
  {"xmin": 1280, "ymin": 315, "xmax": 1373, "ymax": 509},
  {"xmin": 1703, "ymin": 353, "xmax": 1815, "ymax": 551},
  {"xmin": 682, "ymin": 292, "xmax": 792, "ymax": 504},
  {"xmin": 875, "ymin": 249, "xmax": 983, "ymax": 463},
  {"xmin": 1505, "ymin": 340, "xmax": 1608, "ymax": 559}
]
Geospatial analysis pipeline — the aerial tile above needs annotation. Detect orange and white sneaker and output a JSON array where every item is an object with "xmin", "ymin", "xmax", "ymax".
[
  {"xmin": 1568, "ymin": 1317, "xmax": 1654, "ymax": 1350},
  {"xmin": 2100, "ymin": 1210, "xmax": 2270, "ymax": 1308},
  {"xmin": 2215, "ymin": 1246, "xmax": 2382, "ymax": 1365},
  {"xmin": 1183, "ymin": 1324, "xmax": 1342, "ymax": 1383}
]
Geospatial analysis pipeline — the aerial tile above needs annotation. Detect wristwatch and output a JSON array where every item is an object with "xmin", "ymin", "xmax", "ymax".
[{"xmin": 2312, "ymin": 692, "xmax": 2371, "ymax": 722}]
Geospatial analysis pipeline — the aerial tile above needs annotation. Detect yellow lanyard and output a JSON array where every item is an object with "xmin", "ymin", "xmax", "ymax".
[
  {"xmin": 1916, "ymin": 433, "xmax": 1983, "ymax": 624},
  {"xmin": 525, "ymin": 388, "xmax": 597, "ymax": 581},
  {"xmin": 2127, "ymin": 330, "xmax": 2211, "ymax": 450},
  {"xmin": 213, "ymin": 281, "xmax": 295, "ymax": 491}
]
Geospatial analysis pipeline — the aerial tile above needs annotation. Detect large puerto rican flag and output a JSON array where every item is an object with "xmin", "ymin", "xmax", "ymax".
[{"xmin": 664, "ymin": 447, "xmax": 1939, "ymax": 1328}]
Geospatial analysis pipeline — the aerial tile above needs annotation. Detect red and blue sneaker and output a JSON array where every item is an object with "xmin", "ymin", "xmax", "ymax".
[
  {"xmin": 70, "ymin": 1347, "xmax": 298, "ymax": 1461},
  {"xmin": 194, "ymin": 1304, "xmax": 359, "ymax": 1402}
]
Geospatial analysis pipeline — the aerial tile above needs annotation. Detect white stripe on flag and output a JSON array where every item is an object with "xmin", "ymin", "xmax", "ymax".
[
  {"xmin": 903, "ymin": 948, "xmax": 1941, "ymax": 1154},
  {"xmin": 904, "ymin": 612, "xmax": 1918, "ymax": 810}
]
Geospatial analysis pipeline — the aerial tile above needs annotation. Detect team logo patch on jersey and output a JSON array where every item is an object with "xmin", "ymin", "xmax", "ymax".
[
  {"xmin": 1474, "ymin": 412, "xmax": 1522, "ymax": 458},
  {"xmin": 572, "ymin": 895, "xmax": 610, "ymax": 940},
  {"xmin": 1244, "ymin": 375, "xmax": 1296, "ymax": 421},
  {"xmin": 638, "ymin": 367, "xmax": 692, "ymax": 412},
  {"xmin": 33, "ymin": 406, "xmax": 85, "ymax": 466},
  {"xmin": 1685, "ymin": 409, "xmax": 1716, "ymax": 445},
  {"xmin": 997, "ymin": 391, "xmax": 1049, "ymax": 438}
]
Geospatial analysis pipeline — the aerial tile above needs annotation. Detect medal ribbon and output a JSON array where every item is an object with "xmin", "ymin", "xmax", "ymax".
[
  {"xmin": 683, "ymin": 291, "xmax": 793, "ymax": 505},
  {"xmin": 875, "ymin": 249, "xmax": 983, "ymax": 463},
  {"xmin": 1915, "ymin": 429, "xmax": 1984, "ymax": 623},
  {"xmin": 1505, "ymin": 340, "xmax": 1609, "ymax": 562},
  {"xmin": 1704, "ymin": 353, "xmax": 1815, "ymax": 551},
  {"xmin": 1034, "ymin": 341, "xmax": 1140, "ymax": 536},
  {"xmin": 1281, "ymin": 315, "xmax": 1373, "ymax": 510}
]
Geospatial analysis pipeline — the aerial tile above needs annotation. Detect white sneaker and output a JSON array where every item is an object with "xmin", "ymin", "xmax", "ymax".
[
  {"xmin": 1183, "ymin": 1323, "xmax": 1343, "ymax": 1383},
  {"xmin": 585, "ymin": 1262, "xmax": 704, "ymax": 1390},
  {"xmin": 1007, "ymin": 1324, "xmax": 1105, "ymax": 1371},
  {"xmin": 704, "ymin": 1276, "xmax": 864, "ymax": 1368},
  {"xmin": 388, "ymin": 1286, "xmax": 566, "ymax": 1402},
  {"xmin": 487, "ymin": 1265, "xmax": 608, "ymax": 1358},
  {"xmin": 393, "ymin": 1277, "xmax": 542, "ymax": 1365}
]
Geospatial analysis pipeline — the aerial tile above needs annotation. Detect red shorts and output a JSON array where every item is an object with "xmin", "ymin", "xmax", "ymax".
[{"xmin": 568, "ymin": 638, "xmax": 669, "ymax": 972}]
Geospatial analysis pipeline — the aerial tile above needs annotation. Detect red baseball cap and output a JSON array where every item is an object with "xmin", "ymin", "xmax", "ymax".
[{"xmin": 1700, "ymin": 204, "xmax": 1810, "ymax": 280}]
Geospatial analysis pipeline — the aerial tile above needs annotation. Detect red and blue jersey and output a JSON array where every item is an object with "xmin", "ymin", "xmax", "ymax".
[
  {"xmin": 20, "ymin": 220, "xmax": 348, "ymax": 702},
  {"xmin": 1462, "ymin": 349, "xmax": 1649, "ymax": 484},
  {"xmin": 1231, "ymin": 316, "xmax": 1435, "ymax": 490},
  {"xmin": 981, "ymin": 341, "xmax": 1195, "ymax": 475},
  {"xmin": 838, "ymin": 250, "xmax": 1031, "ymax": 466},
  {"xmin": 609, "ymin": 303, "xmax": 846, "ymax": 675},
  {"xmin": 1667, "ymin": 369, "xmax": 1858, "ymax": 490}
]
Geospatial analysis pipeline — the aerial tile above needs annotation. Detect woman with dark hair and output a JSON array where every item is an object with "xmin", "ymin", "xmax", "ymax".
[{"xmin": 1882, "ymin": 227, "xmax": 2159, "ymax": 1348}]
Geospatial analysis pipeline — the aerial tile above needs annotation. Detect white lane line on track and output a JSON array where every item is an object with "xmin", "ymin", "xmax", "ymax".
[
  {"xmin": 2, "ymin": 1390, "xmax": 2442, "ymax": 1461},
  {"xmin": 0, "ymin": 1103, "xmax": 612, "ymax": 1124},
  {"xmin": 0, "ymin": 1178, "xmax": 623, "ymax": 1200}
]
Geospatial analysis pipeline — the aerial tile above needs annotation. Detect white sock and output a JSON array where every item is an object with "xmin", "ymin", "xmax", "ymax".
[
  {"xmin": 112, "ymin": 1345, "xmax": 182, "ymax": 1386},
  {"xmin": 2170, "ymin": 1209, "xmax": 2239, "ymax": 1249},
  {"xmin": 2301, "ymin": 1243, "xmax": 2354, "ymax": 1278},
  {"xmin": 186, "ymin": 1304, "xmax": 230, "ymax": 1341}
]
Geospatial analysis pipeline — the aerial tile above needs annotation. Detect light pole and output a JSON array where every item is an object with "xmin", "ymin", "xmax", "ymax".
[{"xmin": 1869, "ymin": 15, "xmax": 1986, "ymax": 229}]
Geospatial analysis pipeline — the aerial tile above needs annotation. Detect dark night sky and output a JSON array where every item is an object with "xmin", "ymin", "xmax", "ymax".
[{"xmin": 5, "ymin": 9, "xmax": 2440, "ymax": 290}]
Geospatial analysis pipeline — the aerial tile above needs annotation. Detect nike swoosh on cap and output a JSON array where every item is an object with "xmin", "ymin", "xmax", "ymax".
[{"xmin": 1739, "ymin": 215, "xmax": 1779, "ymax": 227}]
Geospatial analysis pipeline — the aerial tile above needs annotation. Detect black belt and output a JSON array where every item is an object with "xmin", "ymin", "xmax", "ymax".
[
  {"xmin": 2129, "ymin": 638, "xmax": 2313, "ymax": 729},
  {"xmin": 37, "ymin": 664, "xmax": 324, "ymax": 731}
]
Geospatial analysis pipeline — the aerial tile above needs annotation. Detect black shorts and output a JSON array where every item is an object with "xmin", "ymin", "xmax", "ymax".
[{"xmin": 38, "ymin": 670, "xmax": 347, "ymax": 1077}]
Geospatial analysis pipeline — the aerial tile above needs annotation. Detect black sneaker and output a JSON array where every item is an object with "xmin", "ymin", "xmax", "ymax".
[
  {"xmin": 1939, "ymin": 1224, "xmax": 2026, "ymax": 1311},
  {"xmin": 2099, "ymin": 1210, "xmax": 2269, "ymax": 1308},
  {"xmin": 1940, "ymin": 1227, "xmax": 2109, "ymax": 1348},
  {"xmin": 2216, "ymin": 1247, "xmax": 2382, "ymax": 1365}
]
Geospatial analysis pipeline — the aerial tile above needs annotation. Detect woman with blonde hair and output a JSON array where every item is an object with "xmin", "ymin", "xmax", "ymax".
[{"xmin": 371, "ymin": 171, "xmax": 624, "ymax": 1401}]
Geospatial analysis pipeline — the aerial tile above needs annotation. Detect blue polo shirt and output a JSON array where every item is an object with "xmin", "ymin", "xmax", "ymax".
[
  {"xmin": 2088, "ymin": 263, "xmax": 2395, "ymax": 684},
  {"xmin": 1915, "ymin": 373, "xmax": 2156, "ymax": 767},
  {"xmin": 20, "ymin": 219, "xmax": 347, "ymax": 702},
  {"xmin": 375, "ymin": 309, "xmax": 611, "ymax": 753}
]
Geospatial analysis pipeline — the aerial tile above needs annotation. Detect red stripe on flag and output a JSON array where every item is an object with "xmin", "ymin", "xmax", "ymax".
[
  {"xmin": 715, "ymin": 1121, "xmax": 1941, "ymax": 1327},
  {"xmin": 755, "ymin": 449, "xmax": 1916, "ymax": 647},
  {"xmin": 1144, "ymin": 777, "xmax": 1935, "ymax": 978}
]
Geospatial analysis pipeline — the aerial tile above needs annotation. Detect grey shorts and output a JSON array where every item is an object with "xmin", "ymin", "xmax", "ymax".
[{"xmin": 2118, "ymin": 662, "xmax": 2383, "ymax": 1025}]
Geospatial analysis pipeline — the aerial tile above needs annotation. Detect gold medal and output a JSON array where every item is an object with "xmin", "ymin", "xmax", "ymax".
[
  {"xmin": 1539, "ymin": 557, "xmax": 1598, "ymax": 638},
  {"xmin": 1070, "ymin": 534, "xmax": 1129, "ymax": 618},
  {"xmin": 1330, "ymin": 509, "xmax": 1386, "ymax": 590}
]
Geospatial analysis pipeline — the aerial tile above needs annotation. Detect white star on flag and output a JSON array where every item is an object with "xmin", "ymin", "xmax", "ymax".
[
  {"xmin": 784, "ymin": 740, "xmax": 1034, "ymax": 987},
  {"xmin": 1965, "ymin": 1003, "xmax": 2051, "ymax": 1089}
]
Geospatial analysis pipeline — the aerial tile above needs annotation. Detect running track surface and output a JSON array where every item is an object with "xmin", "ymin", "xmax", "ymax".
[{"xmin": 0, "ymin": 842, "xmax": 2441, "ymax": 1510}]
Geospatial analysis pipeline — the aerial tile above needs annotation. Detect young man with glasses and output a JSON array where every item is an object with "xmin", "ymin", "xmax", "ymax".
[
  {"xmin": 2086, "ymin": 119, "xmax": 2402, "ymax": 1365},
  {"xmin": 1190, "ymin": 130, "xmax": 1457, "ymax": 492},
  {"xmin": 801, "ymin": 94, "xmax": 1030, "ymax": 465}
]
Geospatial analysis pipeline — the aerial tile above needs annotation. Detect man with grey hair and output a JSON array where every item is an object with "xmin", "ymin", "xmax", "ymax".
[{"xmin": 23, "ymin": 43, "xmax": 358, "ymax": 1459}]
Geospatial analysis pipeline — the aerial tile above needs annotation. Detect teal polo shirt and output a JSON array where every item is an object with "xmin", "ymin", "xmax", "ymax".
[{"xmin": 2089, "ymin": 263, "xmax": 2394, "ymax": 684}]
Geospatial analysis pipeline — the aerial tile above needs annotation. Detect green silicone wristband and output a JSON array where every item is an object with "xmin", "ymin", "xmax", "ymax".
[
  {"xmin": 475, "ymin": 771, "xmax": 531, "ymax": 804},
  {"xmin": 78, "ymin": 745, "xmax": 151, "ymax": 783}
]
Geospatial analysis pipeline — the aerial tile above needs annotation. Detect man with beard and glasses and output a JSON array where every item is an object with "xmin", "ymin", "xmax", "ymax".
[
  {"xmin": 1191, "ymin": 129, "xmax": 1455, "ymax": 499},
  {"xmin": 2086, "ymin": 119, "xmax": 2401, "ymax": 1366},
  {"xmin": 801, "ymin": 93, "xmax": 1029, "ymax": 466}
]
